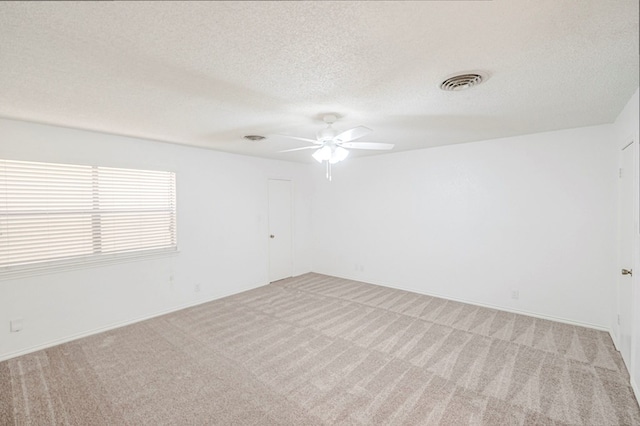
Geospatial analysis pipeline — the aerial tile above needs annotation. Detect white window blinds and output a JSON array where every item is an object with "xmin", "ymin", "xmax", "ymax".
[{"xmin": 0, "ymin": 159, "xmax": 176, "ymax": 273}]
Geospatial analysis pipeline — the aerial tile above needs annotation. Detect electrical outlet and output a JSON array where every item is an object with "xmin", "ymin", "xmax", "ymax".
[
  {"xmin": 511, "ymin": 290, "xmax": 519, "ymax": 300},
  {"xmin": 10, "ymin": 318, "xmax": 23, "ymax": 333}
]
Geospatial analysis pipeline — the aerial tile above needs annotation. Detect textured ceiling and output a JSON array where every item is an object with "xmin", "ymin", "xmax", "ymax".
[{"xmin": 0, "ymin": 1, "xmax": 638, "ymax": 163}]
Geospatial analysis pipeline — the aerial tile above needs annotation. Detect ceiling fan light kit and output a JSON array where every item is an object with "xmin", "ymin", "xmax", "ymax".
[
  {"xmin": 279, "ymin": 114, "xmax": 395, "ymax": 181},
  {"xmin": 312, "ymin": 145, "xmax": 349, "ymax": 164}
]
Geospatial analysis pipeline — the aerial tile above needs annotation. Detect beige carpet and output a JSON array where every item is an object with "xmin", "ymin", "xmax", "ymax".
[{"xmin": 1, "ymin": 273, "xmax": 639, "ymax": 425}]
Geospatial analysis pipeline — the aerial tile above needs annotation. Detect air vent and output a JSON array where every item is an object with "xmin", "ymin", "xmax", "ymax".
[{"xmin": 440, "ymin": 73, "xmax": 484, "ymax": 91}]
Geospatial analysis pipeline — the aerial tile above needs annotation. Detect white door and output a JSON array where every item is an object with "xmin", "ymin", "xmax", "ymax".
[
  {"xmin": 268, "ymin": 179, "xmax": 293, "ymax": 282},
  {"xmin": 628, "ymin": 139, "xmax": 640, "ymax": 397},
  {"xmin": 618, "ymin": 141, "xmax": 635, "ymax": 370}
]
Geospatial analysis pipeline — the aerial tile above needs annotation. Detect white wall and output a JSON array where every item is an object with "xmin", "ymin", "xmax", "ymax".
[
  {"xmin": 0, "ymin": 118, "xmax": 313, "ymax": 360},
  {"xmin": 614, "ymin": 88, "xmax": 639, "ymax": 146},
  {"xmin": 311, "ymin": 124, "xmax": 618, "ymax": 329}
]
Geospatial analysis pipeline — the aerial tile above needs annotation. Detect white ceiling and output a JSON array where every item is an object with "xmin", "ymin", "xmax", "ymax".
[{"xmin": 0, "ymin": 1, "xmax": 638, "ymax": 163}]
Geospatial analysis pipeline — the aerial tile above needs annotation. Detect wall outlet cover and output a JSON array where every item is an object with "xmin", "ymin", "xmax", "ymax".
[{"xmin": 10, "ymin": 318, "xmax": 24, "ymax": 333}]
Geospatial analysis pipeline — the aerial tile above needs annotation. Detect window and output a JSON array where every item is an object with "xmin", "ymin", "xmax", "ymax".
[{"xmin": 0, "ymin": 159, "xmax": 176, "ymax": 276}]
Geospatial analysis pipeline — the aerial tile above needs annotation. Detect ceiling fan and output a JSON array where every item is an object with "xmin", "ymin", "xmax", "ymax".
[{"xmin": 278, "ymin": 114, "xmax": 394, "ymax": 180}]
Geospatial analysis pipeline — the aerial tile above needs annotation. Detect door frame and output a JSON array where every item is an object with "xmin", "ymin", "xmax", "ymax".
[{"xmin": 629, "ymin": 134, "xmax": 640, "ymax": 401}]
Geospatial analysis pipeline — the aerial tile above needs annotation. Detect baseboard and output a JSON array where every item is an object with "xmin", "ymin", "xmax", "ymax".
[
  {"xmin": 0, "ymin": 280, "xmax": 268, "ymax": 362},
  {"xmin": 320, "ymin": 271, "xmax": 609, "ymax": 332},
  {"xmin": 609, "ymin": 329, "xmax": 621, "ymax": 351}
]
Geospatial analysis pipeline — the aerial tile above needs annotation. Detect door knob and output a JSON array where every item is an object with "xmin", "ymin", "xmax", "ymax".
[
  {"xmin": 622, "ymin": 268, "xmax": 633, "ymax": 276},
  {"xmin": 270, "ymin": 234, "xmax": 275, "ymax": 239}
]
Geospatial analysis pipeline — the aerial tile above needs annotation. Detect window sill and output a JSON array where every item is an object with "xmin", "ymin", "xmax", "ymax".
[{"xmin": 0, "ymin": 248, "xmax": 179, "ymax": 281}]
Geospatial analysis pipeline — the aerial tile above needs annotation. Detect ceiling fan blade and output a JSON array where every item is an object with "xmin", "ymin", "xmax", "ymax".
[
  {"xmin": 273, "ymin": 134, "xmax": 320, "ymax": 144},
  {"xmin": 334, "ymin": 126, "xmax": 372, "ymax": 143},
  {"xmin": 279, "ymin": 146, "xmax": 319, "ymax": 153},
  {"xmin": 340, "ymin": 142, "xmax": 395, "ymax": 150}
]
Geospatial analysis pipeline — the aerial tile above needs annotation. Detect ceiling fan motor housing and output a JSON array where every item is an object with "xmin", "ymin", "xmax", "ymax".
[{"xmin": 317, "ymin": 126, "xmax": 337, "ymax": 142}]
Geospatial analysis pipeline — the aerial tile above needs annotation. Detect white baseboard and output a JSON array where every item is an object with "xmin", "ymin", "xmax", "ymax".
[
  {"xmin": 609, "ymin": 329, "xmax": 621, "ymax": 351},
  {"xmin": 320, "ymin": 271, "xmax": 610, "ymax": 332},
  {"xmin": 0, "ymin": 280, "xmax": 268, "ymax": 362}
]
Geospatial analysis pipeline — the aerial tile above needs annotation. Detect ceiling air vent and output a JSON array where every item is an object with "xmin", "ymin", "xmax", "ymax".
[{"xmin": 440, "ymin": 73, "xmax": 484, "ymax": 91}]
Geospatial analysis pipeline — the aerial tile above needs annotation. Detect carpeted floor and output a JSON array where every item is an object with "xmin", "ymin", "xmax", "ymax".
[{"xmin": 1, "ymin": 273, "xmax": 639, "ymax": 425}]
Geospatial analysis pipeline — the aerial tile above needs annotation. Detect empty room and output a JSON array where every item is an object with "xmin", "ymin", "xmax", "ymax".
[{"xmin": 1, "ymin": 1, "xmax": 639, "ymax": 424}]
